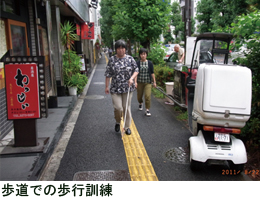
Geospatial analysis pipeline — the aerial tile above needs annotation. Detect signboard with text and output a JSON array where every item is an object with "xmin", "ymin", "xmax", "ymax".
[
  {"xmin": 5, "ymin": 63, "xmax": 40, "ymax": 120},
  {"xmin": 81, "ymin": 22, "xmax": 94, "ymax": 40}
]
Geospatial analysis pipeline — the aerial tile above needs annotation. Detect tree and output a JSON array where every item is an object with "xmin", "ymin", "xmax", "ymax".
[
  {"xmin": 191, "ymin": 17, "xmax": 196, "ymax": 35},
  {"xmin": 196, "ymin": 0, "xmax": 248, "ymax": 33},
  {"xmin": 163, "ymin": 31, "xmax": 174, "ymax": 44},
  {"xmin": 100, "ymin": 0, "xmax": 115, "ymax": 47},
  {"xmin": 229, "ymin": 11, "xmax": 260, "ymax": 149},
  {"xmin": 111, "ymin": 0, "xmax": 172, "ymax": 49},
  {"xmin": 247, "ymin": 0, "xmax": 260, "ymax": 10},
  {"xmin": 211, "ymin": 0, "xmax": 248, "ymax": 30},
  {"xmin": 171, "ymin": 1, "xmax": 184, "ymax": 39},
  {"xmin": 171, "ymin": 1, "xmax": 195, "ymax": 41},
  {"xmin": 196, "ymin": 0, "xmax": 214, "ymax": 33}
]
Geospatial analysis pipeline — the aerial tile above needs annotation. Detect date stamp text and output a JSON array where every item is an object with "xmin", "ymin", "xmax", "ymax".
[{"xmin": 222, "ymin": 169, "xmax": 259, "ymax": 175}]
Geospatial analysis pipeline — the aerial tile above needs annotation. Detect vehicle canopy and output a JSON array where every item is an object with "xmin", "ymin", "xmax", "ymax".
[{"xmin": 189, "ymin": 32, "xmax": 233, "ymax": 77}]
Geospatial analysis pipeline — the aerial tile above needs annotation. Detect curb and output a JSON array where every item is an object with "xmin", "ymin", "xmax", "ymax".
[{"xmin": 38, "ymin": 63, "xmax": 98, "ymax": 181}]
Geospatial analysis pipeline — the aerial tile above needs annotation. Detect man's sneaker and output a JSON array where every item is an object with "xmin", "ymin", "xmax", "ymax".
[
  {"xmin": 146, "ymin": 110, "xmax": 151, "ymax": 116},
  {"xmin": 139, "ymin": 103, "xmax": 143, "ymax": 111}
]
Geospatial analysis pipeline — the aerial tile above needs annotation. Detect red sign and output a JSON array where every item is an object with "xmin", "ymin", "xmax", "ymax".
[
  {"xmin": 76, "ymin": 24, "xmax": 80, "ymax": 36},
  {"xmin": 81, "ymin": 22, "xmax": 94, "ymax": 40},
  {"xmin": 5, "ymin": 64, "xmax": 40, "ymax": 120}
]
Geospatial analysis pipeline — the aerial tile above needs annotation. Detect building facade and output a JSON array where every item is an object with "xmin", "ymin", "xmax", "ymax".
[{"xmin": 0, "ymin": 0, "xmax": 101, "ymax": 139}]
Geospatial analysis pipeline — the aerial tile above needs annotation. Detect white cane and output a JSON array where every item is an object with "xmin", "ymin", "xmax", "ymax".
[{"xmin": 123, "ymin": 86, "xmax": 130, "ymax": 131}]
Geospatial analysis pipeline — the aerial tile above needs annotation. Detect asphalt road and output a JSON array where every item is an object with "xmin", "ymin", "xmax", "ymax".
[{"xmin": 54, "ymin": 54, "xmax": 250, "ymax": 181}]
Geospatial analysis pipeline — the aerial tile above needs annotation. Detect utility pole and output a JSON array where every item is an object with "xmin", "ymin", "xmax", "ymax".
[
  {"xmin": 184, "ymin": 0, "xmax": 192, "ymax": 56},
  {"xmin": 185, "ymin": 0, "xmax": 192, "ymax": 37}
]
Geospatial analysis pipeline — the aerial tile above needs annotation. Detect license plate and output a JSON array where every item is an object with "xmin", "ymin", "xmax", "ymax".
[{"xmin": 214, "ymin": 133, "xmax": 230, "ymax": 142}]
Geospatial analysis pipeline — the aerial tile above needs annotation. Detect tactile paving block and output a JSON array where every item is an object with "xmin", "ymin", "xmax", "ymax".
[{"xmin": 121, "ymin": 119, "xmax": 158, "ymax": 181}]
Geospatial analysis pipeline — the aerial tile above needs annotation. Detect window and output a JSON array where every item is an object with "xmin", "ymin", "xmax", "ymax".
[
  {"xmin": 0, "ymin": 19, "xmax": 7, "ymax": 90},
  {"xmin": 38, "ymin": 26, "xmax": 50, "ymax": 67},
  {"xmin": 6, "ymin": 19, "xmax": 29, "ymax": 56}
]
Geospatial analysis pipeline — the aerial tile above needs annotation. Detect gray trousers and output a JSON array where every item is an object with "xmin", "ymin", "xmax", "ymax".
[{"xmin": 111, "ymin": 92, "xmax": 133, "ymax": 129}]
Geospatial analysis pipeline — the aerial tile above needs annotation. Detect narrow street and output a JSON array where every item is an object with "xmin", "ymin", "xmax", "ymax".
[
  {"xmin": 1, "ymin": 1, "xmax": 259, "ymax": 199},
  {"xmin": 41, "ymin": 54, "xmax": 251, "ymax": 181}
]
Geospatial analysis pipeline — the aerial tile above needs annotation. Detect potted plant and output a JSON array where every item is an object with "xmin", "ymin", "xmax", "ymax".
[
  {"xmin": 61, "ymin": 21, "xmax": 78, "ymax": 57},
  {"xmin": 67, "ymin": 74, "xmax": 86, "ymax": 95},
  {"xmin": 61, "ymin": 21, "xmax": 88, "ymax": 95},
  {"xmin": 62, "ymin": 50, "xmax": 88, "ymax": 95}
]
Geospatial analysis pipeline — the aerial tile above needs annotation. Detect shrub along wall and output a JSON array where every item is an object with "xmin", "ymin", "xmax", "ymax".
[{"xmin": 153, "ymin": 65, "xmax": 174, "ymax": 89}]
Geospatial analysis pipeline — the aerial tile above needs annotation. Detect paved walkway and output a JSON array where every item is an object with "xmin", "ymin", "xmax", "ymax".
[
  {"xmin": 0, "ymin": 53, "xmax": 252, "ymax": 181},
  {"xmin": 40, "ymin": 54, "xmax": 251, "ymax": 181},
  {"xmin": 0, "ymin": 96, "xmax": 77, "ymax": 180}
]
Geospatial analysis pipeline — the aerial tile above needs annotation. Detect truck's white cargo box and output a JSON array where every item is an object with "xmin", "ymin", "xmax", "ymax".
[{"xmin": 193, "ymin": 64, "xmax": 252, "ymax": 128}]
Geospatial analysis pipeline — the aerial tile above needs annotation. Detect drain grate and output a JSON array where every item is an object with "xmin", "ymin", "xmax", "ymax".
[
  {"xmin": 164, "ymin": 147, "xmax": 189, "ymax": 164},
  {"xmin": 73, "ymin": 170, "xmax": 131, "ymax": 181}
]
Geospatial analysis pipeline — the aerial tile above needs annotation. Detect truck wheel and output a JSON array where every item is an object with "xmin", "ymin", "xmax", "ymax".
[
  {"xmin": 229, "ymin": 162, "xmax": 244, "ymax": 172},
  {"xmin": 190, "ymin": 159, "xmax": 204, "ymax": 171}
]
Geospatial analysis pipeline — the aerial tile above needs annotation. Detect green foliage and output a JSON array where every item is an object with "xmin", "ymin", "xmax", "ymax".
[
  {"xmin": 153, "ymin": 65, "xmax": 174, "ymax": 89},
  {"xmin": 196, "ymin": 0, "xmax": 248, "ymax": 34},
  {"xmin": 61, "ymin": 21, "xmax": 81, "ymax": 92},
  {"xmin": 211, "ymin": 0, "xmax": 248, "ymax": 30},
  {"xmin": 63, "ymin": 50, "xmax": 88, "ymax": 94},
  {"xmin": 163, "ymin": 32, "xmax": 174, "ymax": 44},
  {"xmin": 171, "ymin": 1, "xmax": 195, "ymax": 40},
  {"xmin": 176, "ymin": 111, "xmax": 188, "ymax": 121},
  {"xmin": 152, "ymin": 64, "xmax": 187, "ymax": 122},
  {"xmin": 60, "ymin": 21, "xmax": 88, "ymax": 95},
  {"xmin": 171, "ymin": 1, "xmax": 184, "ymax": 39},
  {"xmin": 151, "ymin": 64, "xmax": 174, "ymax": 99},
  {"xmin": 235, "ymin": 43, "xmax": 260, "ymax": 148},
  {"xmin": 196, "ymin": 0, "xmax": 214, "ymax": 33},
  {"xmin": 182, "ymin": 66, "xmax": 188, "ymax": 73},
  {"xmin": 173, "ymin": 105, "xmax": 182, "ymax": 112},
  {"xmin": 247, "ymin": 0, "xmax": 260, "ymax": 10},
  {"xmin": 231, "ymin": 11, "xmax": 260, "ymax": 42},
  {"xmin": 67, "ymin": 74, "xmax": 88, "ymax": 94},
  {"xmin": 216, "ymin": 10, "xmax": 260, "ymax": 149},
  {"xmin": 60, "ymin": 21, "xmax": 78, "ymax": 50},
  {"xmin": 191, "ymin": 18, "xmax": 196, "ymax": 35},
  {"xmin": 100, "ymin": 0, "xmax": 115, "ymax": 47},
  {"xmin": 147, "ymin": 42, "xmax": 166, "ymax": 65},
  {"xmin": 102, "ymin": 0, "xmax": 171, "ymax": 49},
  {"xmin": 63, "ymin": 50, "xmax": 81, "ymax": 78}
]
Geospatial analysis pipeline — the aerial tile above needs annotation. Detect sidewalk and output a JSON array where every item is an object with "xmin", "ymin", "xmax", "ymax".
[
  {"xmin": 1, "ymin": 53, "xmax": 252, "ymax": 181},
  {"xmin": 0, "ymin": 57, "xmax": 98, "ymax": 181},
  {"xmin": 40, "ymin": 53, "xmax": 130, "ymax": 181}
]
